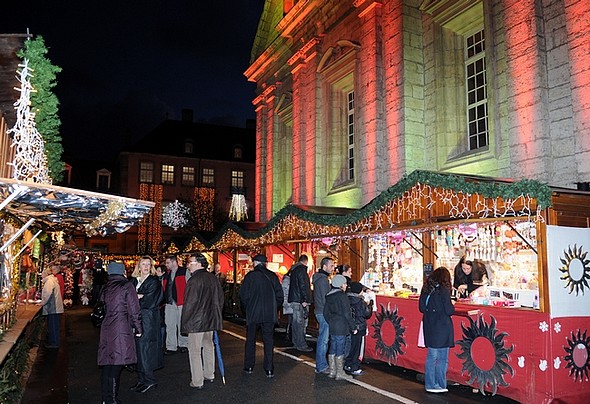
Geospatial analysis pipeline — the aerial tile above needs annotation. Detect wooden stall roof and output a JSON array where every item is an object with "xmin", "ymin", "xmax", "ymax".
[{"xmin": 204, "ymin": 171, "xmax": 590, "ymax": 251}]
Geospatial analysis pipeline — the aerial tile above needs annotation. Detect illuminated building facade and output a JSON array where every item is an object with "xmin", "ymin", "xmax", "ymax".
[{"xmin": 246, "ymin": 0, "xmax": 590, "ymax": 221}]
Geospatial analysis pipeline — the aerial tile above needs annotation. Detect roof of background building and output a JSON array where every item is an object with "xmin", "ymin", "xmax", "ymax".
[{"xmin": 123, "ymin": 119, "xmax": 256, "ymax": 163}]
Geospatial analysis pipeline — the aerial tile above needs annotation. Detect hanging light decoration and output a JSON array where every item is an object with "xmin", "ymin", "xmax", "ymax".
[
  {"xmin": 7, "ymin": 60, "xmax": 51, "ymax": 184},
  {"xmin": 229, "ymin": 194, "xmax": 248, "ymax": 222},
  {"xmin": 162, "ymin": 200, "xmax": 189, "ymax": 231}
]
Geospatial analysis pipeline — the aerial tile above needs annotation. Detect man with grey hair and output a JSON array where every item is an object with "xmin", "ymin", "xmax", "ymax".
[{"xmin": 181, "ymin": 253, "xmax": 224, "ymax": 389}]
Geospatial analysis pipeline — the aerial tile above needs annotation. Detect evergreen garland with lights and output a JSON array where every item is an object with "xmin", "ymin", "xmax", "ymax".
[{"xmin": 17, "ymin": 36, "xmax": 64, "ymax": 182}]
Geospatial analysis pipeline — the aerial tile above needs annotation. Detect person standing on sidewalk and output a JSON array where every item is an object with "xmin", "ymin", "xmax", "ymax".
[
  {"xmin": 163, "ymin": 254, "xmax": 189, "ymax": 354},
  {"xmin": 287, "ymin": 255, "xmax": 312, "ymax": 352},
  {"xmin": 419, "ymin": 266, "xmax": 455, "ymax": 394},
  {"xmin": 240, "ymin": 254, "xmax": 283, "ymax": 378},
  {"xmin": 181, "ymin": 253, "xmax": 224, "ymax": 389},
  {"xmin": 312, "ymin": 257, "xmax": 335, "ymax": 374},
  {"xmin": 98, "ymin": 261, "xmax": 142, "ymax": 404},
  {"xmin": 324, "ymin": 274, "xmax": 356, "ymax": 381},
  {"xmin": 39, "ymin": 266, "xmax": 64, "ymax": 349},
  {"xmin": 129, "ymin": 256, "xmax": 163, "ymax": 393}
]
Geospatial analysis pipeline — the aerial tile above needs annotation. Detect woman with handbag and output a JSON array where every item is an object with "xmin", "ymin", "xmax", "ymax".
[
  {"xmin": 97, "ymin": 261, "xmax": 142, "ymax": 404},
  {"xmin": 419, "ymin": 266, "xmax": 455, "ymax": 394},
  {"xmin": 129, "ymin": 256, "xmax": 164, "ymax": 393}
]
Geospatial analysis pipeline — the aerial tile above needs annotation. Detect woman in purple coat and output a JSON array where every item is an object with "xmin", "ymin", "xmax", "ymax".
[{"xmin": 98, "ymin": 262, "xmax": 142, "ymax": 404}]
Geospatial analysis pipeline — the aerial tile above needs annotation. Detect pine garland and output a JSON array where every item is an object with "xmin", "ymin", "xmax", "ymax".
[
  {"xmin": 205, "ymin": 170, "xmax": 552, "ymax": 248},
  {"xmin": 17, "ymin": 36, "xmax": 64, "ymax": 182}
]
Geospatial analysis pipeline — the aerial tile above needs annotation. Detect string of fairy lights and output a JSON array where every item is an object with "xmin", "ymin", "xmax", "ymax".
[
  {"xmin": 207, "ymin": 183, "xmax": 543, "ymax": 251},
  {"xmin": 7, "ymin": 60, "xmax": 51, "ymax": 184}
]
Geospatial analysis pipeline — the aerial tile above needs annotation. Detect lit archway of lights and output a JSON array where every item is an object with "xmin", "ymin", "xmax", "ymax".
[
  {"xmin": 564, "ymin": 328, "xmax": 590, "ymax": 382},
  {"xmin": 456, "ymin": 315, "xmax": 514, "ymax": 396},
  {"xmin": 558, "ymin": 244, "xmax": 590, "ymax": 296},
  {"xmin": 371, "ymin": 303, "xmax": 406, "ymax": 365}
]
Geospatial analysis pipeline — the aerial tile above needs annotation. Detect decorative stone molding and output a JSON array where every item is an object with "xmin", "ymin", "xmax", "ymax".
[
  {"xmin": 317, "ymin": 40, "xmax": 361, "ymax": 73},
  {"xmin": 277, "ymin": 0, "xmax": 320, "ymax": 39}
]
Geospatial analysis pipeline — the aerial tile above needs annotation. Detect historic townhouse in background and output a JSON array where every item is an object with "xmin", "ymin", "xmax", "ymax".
[{"xmin": 245, "ymin": 0, "xmax": 590, "ymax": 222}]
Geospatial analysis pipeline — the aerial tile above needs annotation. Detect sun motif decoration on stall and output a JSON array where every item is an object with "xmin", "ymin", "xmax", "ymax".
[
  {"xmin": 371, "ymin": 303, "xmax": 406, "ymax": 365},
  {"xmin": 558, "ymin": 244, "xmax": 590, "ymax": 296},
  {"xmin": 456, "ymin": 315, "xmax": 514, "ymax": 395},
  {"xmin": 563, "ymin": 328, "xmax": 590, "ymax": 382}
]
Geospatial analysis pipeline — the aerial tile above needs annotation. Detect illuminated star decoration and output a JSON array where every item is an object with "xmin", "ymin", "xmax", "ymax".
[
  {"xmin": 7, "ymin": 59, "xmax": 52, "ymax": 184},
  {"xmin": 162, "ymin": 200, "xmax": 189, "ymax": 231},
  {"xmin": 229, "ymin": 194, "xmax": 248, "ymax": 222}
]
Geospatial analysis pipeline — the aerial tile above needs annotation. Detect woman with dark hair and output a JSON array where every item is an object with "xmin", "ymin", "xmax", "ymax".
[
  {"xmin": 419, "ymin": 266, "xmax": 454, "ymax": 394},
  {"xmin": 335, "ymin": 264, "xmax": 352, "ymax": 292},
  {"xmin": 453, "ymin": 257, "xmax": 474, "ymax": 298},
  {"xmin": 130, "ymin": 256, "xmax": 164, "ymax": 393},
  {"xmin": 98, "ymin": 261, "xmax": 142, "ymax": 404}
]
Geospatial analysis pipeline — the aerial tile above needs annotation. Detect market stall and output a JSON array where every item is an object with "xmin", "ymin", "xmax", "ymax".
[{"xmin": 206, "ymin": 171, "xmax": 590, "ymax": 403}]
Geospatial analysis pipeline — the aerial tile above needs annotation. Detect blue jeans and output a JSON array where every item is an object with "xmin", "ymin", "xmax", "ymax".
[
  {"xmin": 315, "ymin": 313, "xmax": 329, "ymax": 371},
  {"xmin": 425, "ymin": 347, "xmax": 449, "ymax": 390},
  {"xmin": 47, "ymin": 313, "xmax": 60, "ymax": 347},
  {"xmin": 328, "ymin": 335, "xmax": 346, "ymax": 356}
]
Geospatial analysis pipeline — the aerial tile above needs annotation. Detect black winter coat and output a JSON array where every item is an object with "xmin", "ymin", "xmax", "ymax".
[
  {"xmin": 324, "ymin": 288, "xmax": 355, "ymax": 336},
  {"xmin": 419, "ymin": 285, "xmax": 455, "ymax": 348},
  {"xmin": 98, "ymin": 275, "xmax": 142, "ymax": 366},
  {"xmin": 348, "ymin": 293, "xmax": 372, "ymax": 334},
  {"xmin": 240, "ymin": 264, "xmax": 283, "ymax": 325},
  {"xmin": 287, "ymin": 263, "xmax": 311, "ymax": 304},
  {"xmin": 131, "ymin": 275, "xmax": 164, "ymax": 373}
]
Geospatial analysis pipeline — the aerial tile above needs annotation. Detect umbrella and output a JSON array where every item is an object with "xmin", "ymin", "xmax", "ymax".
[{"xmin": 213, "ymin": 330, "xmax": 226, "ymax": 384}]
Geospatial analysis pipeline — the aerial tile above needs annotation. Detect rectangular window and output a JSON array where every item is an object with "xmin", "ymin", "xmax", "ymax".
[
  {"xmin": 182, "ymin": 166, "xmax": 195, "ymax": 186},
  {"xmin": 161, "ymin": 164, "xmax": 175, "ymax": 185},
  {"xmin": 347, "ymin": 90, "xmax": 355, "ymax": 181},
  {"xmin": 231, "ymin": 170, "xmax": 245, "ymax": 194},
  {"xmin": 465, "ymin": 29, "xmax": 488, "ymax": 150},
  {"xmin": 140, "ymin": 162, "xmax": 154, "ymax": 183},
  {"xmin": 202, "ymin": 168, "xmax": 214, "ymax": 187}
]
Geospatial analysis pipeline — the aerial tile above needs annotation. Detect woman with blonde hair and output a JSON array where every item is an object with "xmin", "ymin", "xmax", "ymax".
[{"xmin": 129, "ymin": 256, "xmax": 164, "ymax": 393}]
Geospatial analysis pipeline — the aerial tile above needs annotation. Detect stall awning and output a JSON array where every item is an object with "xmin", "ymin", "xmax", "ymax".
[{"xmin": 0, "ymin": 177, "xmax": 154, "ymax": 236}]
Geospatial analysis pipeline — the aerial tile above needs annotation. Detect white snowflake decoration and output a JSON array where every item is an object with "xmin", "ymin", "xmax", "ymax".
[
  {"xmin": 554, "ymin": 356, "xmax": 561, "ymax": 369},
  {"xmin": 539, "ymin": 359, "xmax": 547, "ymax": 371},
  {"xmin": 162, "ymin": 200, "xmax": 189, "ymax": 230},
  {"xmin": 554, "ymin": 322, "xmax": 561, "ymax": 333},
  {"xmin": 7, "ymin": 60, "xmax": 51, "ymax": 184},
  {"xmin": 229, "ymin": 194, "xmax": 248, "ymax": 222},
  {"xmin": 539, "ymin": 321, "xmax": 549, "ymax": 332},
  {"xmin": 518, "ymin": 356, "xmax": 525, "ymax": 368}
]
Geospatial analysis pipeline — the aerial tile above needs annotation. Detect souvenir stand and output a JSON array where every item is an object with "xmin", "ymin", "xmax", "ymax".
[
  {"xmin": 0, "ymin": 177, "xmax": 154, "ymax": 334},
  {"xmin": 206, "ymin": 171, "xmax": 590, "ymax": 403}
]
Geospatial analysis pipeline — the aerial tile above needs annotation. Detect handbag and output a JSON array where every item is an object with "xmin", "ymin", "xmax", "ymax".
[
  {"xmin": 417, "ymin": 293, "xmax": 431, "ymax": 348},
  {"xmin": 91, "ymin": 288, "xmax": 106, "ymax": 327}
]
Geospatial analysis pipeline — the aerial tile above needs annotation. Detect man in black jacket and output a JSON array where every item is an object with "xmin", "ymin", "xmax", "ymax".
[
  {"xmin": 287, "ymin": 255, "xmax": 313, "ymax": 352},
  {"xmin": 240, "ymin": 254, "xmax": 283, "ymax": 378}
]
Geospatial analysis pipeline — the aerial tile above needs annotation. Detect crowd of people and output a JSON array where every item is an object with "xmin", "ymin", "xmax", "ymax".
[{"xmin": 57, "ymin": 251, "xmax": 488, "ymax": 402}]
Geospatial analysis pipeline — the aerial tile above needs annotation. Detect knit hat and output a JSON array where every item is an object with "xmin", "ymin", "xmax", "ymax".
[
  {"xmin": 350, "ymin": 282, "xmax": 365, "ymax": 294},
  {"xmin": 107, "ymin": 261, "xmax": 125, "ymax": 275},
  {"xmin": 331, "ymin": 274, "xmax": 347, "ymax": 288}
]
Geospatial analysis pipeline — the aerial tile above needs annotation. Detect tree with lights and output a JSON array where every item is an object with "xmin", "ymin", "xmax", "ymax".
[{"xmin": 17, "ymin": 36, "xmax": 64, "ymax": 182}]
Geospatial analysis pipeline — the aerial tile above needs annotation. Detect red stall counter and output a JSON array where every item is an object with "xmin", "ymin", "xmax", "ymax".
[{"xmin": 364, "ymin": 295, "xmax": 590, "ymax": 403}]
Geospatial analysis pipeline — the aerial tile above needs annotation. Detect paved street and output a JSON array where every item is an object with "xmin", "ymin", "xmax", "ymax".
[{"xmin": 22, "ymin": 306, "xmax": 518, "ymax": 403}]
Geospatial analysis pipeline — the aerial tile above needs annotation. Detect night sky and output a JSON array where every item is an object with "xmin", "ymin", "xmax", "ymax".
[{"xmin": 1, "ymin": 1, "xmax": 265, "ymax": 161}]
